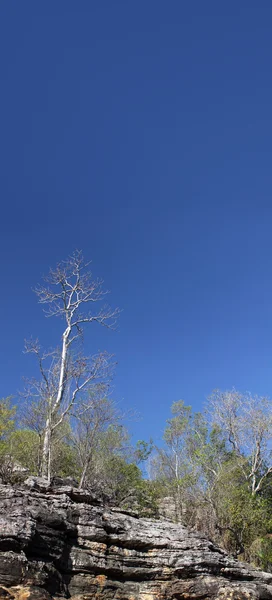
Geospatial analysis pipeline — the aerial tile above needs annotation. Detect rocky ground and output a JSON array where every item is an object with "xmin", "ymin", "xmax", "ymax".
[{"xmin": 0, "ymin": 477, "xmax": 272, "ymax": 600}]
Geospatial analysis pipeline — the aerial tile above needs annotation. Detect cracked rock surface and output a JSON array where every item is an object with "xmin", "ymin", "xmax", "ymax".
[{"xmin": 0, "ymin": 478, "xmax": 272, "ymax": 599}]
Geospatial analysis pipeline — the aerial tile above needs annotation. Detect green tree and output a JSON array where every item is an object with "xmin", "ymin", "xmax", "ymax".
[
  {"xmin": 210, "ymin": 455, "xmax": 272, "ymax": 558},
  {"xmin": 207, "ymin": 390, "xmax": 272, "ymax": 494},
  {"xmin": 9, "ymin": 429, "xmax": 40, "ymax": 475},
  {"xmin": 0, "ymin": 398, "xmax": 16, "ymax": 482},
  {"xmin": 0, "ymin": 397, "xmax": 16, "ymax": 441},
  {"xmin": 151, "ymin": 401, "xmax": 193, "ymax": 522},
  {"xmin": 71, "ymin": 394, "xmax": 121, "ymax": 489}
]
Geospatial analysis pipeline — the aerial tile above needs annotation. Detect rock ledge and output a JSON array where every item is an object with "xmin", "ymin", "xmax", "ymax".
[{"xmin": 0, "ymin": 479, "xmax": 271, "ymax": 599}]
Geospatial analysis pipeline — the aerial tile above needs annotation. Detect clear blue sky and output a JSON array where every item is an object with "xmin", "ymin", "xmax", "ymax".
[{"xmin": 1, "ymin": 1, "xmax": 272, "ymax": 444}]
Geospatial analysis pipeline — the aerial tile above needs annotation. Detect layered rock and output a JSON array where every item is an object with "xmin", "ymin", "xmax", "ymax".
[{"xmin": 0, "ymin": 478, "xmax": 272, "ymax": 599}]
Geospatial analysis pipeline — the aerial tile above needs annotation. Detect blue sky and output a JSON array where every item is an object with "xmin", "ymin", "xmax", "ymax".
[{"xmin": 1, "ymin": 1, "xmax": 272, "ymax": 444}]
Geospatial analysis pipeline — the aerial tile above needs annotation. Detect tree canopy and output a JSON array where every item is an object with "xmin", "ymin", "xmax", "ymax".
[{"xmin": 2, "ymin": 253, "xmax": 272, "ymax": 571}]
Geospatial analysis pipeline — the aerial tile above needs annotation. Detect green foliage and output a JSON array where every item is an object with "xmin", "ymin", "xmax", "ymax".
[
  {"xmin": 0, "ymin": 397, "xmax": 16, "ymax": 441},
  {"xmin": 104, "ymin": 456, "xmax": 159, "ymax": 516},
  {"xmin": 4, "ymin": 425, "xmax": 78, "ymax": 480},
  {"xmin": 9, "ymin": 429, "xmax": 40, "ymax": 474},
  {"xmin": 150, "ymin": 395, "xmax": 272, "ymax": 566},
  {"xmin": 250, "ymin": 537, "xmax": 272, "ymax": 571},
  {"xmin": 134, "ymin": 439, "xmax": 153, "ymax": 463},
  {"xmin": 163, "ymin": 400, "xmax": 192, "ymax": 450},
  {"xmin": 106, "ymin": 457, "xmax": 142, "ymax": 501},
  {"xmin": 208, "ymin": 453, "xmax": 272, "ymax": 561},
  {"xmin": 2, "ymin": 385, "xmax": 272, "ymax": 569},
  {"xmin": 0, "ymin": 398, "xmax": 17, "ymax": 482},
  {"xmin": 51, "ymin": 439, "xmax": 78, "ymax": 478},
  {"xmin": 50, "ymin": 420, "xmax": 79, "ymax": 478}
]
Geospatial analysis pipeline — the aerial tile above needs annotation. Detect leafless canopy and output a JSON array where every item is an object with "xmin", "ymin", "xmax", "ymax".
[{"xmin": 35, "ymin": 250, "xmax": 119, "ymax": 330}]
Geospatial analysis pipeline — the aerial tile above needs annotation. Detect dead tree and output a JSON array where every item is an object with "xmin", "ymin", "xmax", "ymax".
[{"xmin": 23, "ymin": 250, "xmax": 119, "ymax": 480}]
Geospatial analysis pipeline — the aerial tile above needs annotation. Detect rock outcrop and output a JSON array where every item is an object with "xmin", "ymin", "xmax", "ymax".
[{"xmin": 0, "ymin": 478, "xmax": 272, "ymax": 600}]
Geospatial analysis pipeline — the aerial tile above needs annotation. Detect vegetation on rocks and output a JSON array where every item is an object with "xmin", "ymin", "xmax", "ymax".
[{"xmin": 2, "ymin": 252, "xmax": 272, "ymax": 572}]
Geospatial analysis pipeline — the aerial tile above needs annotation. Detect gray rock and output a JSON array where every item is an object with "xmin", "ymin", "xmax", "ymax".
[{"xmin": 0, "ymin": 481, "xmax": 272, "ymax": 599}]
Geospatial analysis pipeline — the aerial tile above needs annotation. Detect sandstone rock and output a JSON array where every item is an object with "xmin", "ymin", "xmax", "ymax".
[{"xmin": 0, "ymin": 480, "xmax": 272, "ymax": 599}]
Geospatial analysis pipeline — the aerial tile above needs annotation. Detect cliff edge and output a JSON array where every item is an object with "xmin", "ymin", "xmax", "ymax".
[{"xmin": 0, "ymin": 478, "xmax": 272, "ymax": 600}]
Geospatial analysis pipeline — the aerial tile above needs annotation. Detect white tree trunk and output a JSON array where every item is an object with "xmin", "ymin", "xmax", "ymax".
[
  {"xmin": 79, "ymin": 462, "xmax": 89, "ymax": 489},
  {"xmin": 41, "ymin": 329, "xmax": 70, "ymax": 480},
  {"xmin": 41, "ymin": 419, "xmax": 51, "ymax": 480}
]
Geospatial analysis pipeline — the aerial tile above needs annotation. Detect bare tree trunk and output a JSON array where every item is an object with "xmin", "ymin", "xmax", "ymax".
[
  {"xmin": 79, "ymin": 462, "xmax": 89, "ymax": 489},
  {"xmin": 40, "ymin": 330, "xmax": 69, "ymax": 479},
  {"xmin": 175, "ymin": 452, "xmax": 182, "ymax": 523},
  {"xmin": 37, "ymin": 434, "xmax": 43, "ymax": 476},
  {"xmin": 48, "ymin": 436, "xmax": 52, "ymax": 483},
  {"xmin": 41, "ymin": 420, "xmax": 51, "ymax": 480}
]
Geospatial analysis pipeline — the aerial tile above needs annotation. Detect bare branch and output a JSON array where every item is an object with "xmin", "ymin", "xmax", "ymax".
[{"xmin": 22, "ymin": 251, "xmax": 120, "ymax": 480}]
